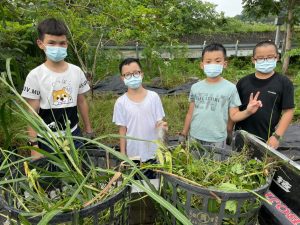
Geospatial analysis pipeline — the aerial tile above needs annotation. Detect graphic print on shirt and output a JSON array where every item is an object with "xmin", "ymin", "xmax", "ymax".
[
  {"xmin": 52, "ymin": 79, "xmax": 73, "ymax": 106},
  {"xmin": 52, "ymin": 88, "xmax": 73, "ymax": 106},
  {"xmin": 191, "ymin": 93, "xmax": 227, "ymax": 111}
]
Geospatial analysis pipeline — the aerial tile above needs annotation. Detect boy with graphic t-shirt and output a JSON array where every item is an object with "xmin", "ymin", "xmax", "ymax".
[
  {"xmin": 113, "ymin": 58, "xmax": 167, "ymax": 164},
  {"xmin": 21, "ymin": 18, "xmax": 93, "ymax": 158},
  {"xmin": 181, "ymin": 43, "xmax": 262, "ymax": 149},
  {"xmin": 234, "ymin": 41, "xmax": 294, "ymax": 149}
]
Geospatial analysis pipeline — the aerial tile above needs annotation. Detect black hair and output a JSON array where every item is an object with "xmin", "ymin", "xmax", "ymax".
[
  {"xmin": 37, "ymin": 18, "xmax": 68, "ymax": 40},
  {"xmin": 253, "ymin": 41, "xmax": 278, "ymax": 56},
  {"xmin": 201, "ymin": 43, "xmax": 227, "ymax": 60},
  {"xmin": 119, "ymin": 58, "xmax": 142, "ymax": 74}
]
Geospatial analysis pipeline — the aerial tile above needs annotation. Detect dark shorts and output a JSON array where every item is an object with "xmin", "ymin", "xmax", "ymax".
[
  {"xmin": 38, "ymin": 126, "xmax": 83, "ymax": 152},
  {"xmin": 133, "ymin": 158, "xmax": 157, "ymax": 180}
]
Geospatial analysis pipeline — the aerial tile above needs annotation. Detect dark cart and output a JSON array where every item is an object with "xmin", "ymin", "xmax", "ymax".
[{"xmin": 233, "ymin": 131, "xmax": 300, "ymax": 225}]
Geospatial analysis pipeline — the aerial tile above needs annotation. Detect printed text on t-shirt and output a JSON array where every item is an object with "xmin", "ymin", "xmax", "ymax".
[
  {"xmin": 191, "ymin": 93, "xmax": 228, "ymax": 111},
  {"xmin": 23, "ymin": 86, "xmax": 40, "ymax": 95}
]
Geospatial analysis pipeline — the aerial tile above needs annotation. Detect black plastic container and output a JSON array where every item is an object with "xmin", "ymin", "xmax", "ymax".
[
  {"xmin": 161, "ymin": 144, "xmax": 272, "ymax": 225},
  {"xmin": 0, "ymin": 148, "xmax": 130, "ymax": 225},
  {"xmin": 162, "ymin": 172, "xmax": 271, "ymax": 225}
]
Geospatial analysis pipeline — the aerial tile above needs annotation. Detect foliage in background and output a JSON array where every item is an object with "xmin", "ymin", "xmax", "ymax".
[
  {"xmin": 242, "ymin": 0, "xmax": 300, "ymax": 74},
  {"xmin": 294, "ymin": 73, "xmax": 300, "ymax": 120},
  {"xmin": 0, "ymin": 0, "xmax": 225, "ymax": 93},
  {"xmin": 199, "ymin": 18, "xmax": 276, "ymax": 34},
  {"xmin": 286, "ymin": 47, "xmax": 300, "ymax": 120},
  {"xmin": 0, "ymin": 22, "xmax": 42, "ymax": 92},
  {"xmin": 0, "ymin": 0, "xmax": 287, "ymax": 90}
]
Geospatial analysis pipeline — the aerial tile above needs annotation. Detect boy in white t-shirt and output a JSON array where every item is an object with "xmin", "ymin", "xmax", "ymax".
[
  {"xmin": 21, "ymin": 18, "xmax": 93, "ymax": 158},
  {"xmin": 113, "ymin": 58, "xmax": 167, "ymax": 166}
]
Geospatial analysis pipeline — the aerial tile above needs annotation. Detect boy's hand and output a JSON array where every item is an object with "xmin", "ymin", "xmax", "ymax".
[
  {"xmin": 226, "ymin": 132, "xmax": 233, "ymax": 145},
  {"xmin": 177, "ymin": 132, "xmax": 187, "ymax": 145},
  {"xmin": 157, "ymin": 121, "xmax": 168, "ymax": 143},
  {"xmin": 267, "ymin": 136, "xmax": 280, "ymax": 149},
  {"xmin": 246, "ymin": 92, "xmax": 262, "ymax": 115},
  {"xmin": 156, "ymin": 121, "xmax": 168, "ymax": 131},
  {"xmin": 83, "ymin": 131, "xmax": 95, "ymax": 139}
]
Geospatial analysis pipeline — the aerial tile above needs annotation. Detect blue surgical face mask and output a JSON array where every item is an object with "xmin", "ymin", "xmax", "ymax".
[
  {"xmin": 255, "ymin": 59, "xmax": 277, "ymax": 74},
  {"xmin": 203, "ymin": 64, "xmax": 223, "ymax": 78},
  {"xmin": 44, "ymin": 46, "xmax": 67, "ymax": 62},
  {"xmin": 124, "ymin": 76, "xmax": 143, "ymax": 89}
]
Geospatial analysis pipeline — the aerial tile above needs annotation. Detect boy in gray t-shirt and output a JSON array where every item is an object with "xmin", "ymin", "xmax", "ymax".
[{"xmin": 181, "ymin": 43, "xmax": 262, "ymax": 149}]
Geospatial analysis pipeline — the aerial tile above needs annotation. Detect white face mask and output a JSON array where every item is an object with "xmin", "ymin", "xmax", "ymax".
[
  {"xmin": 43, "ymin": 44, "xmax": 67, "ymax": 62},
  {"xmin": 124, "ymin": 76, "xmax": 143, "ymax": 89},
  {"xmin": 255, "ymin": 59, "xmax": 277, "ymax": 74},
  {"xmin": 203, "ymin": 64, "xmax": 223, "ymax": 78}
]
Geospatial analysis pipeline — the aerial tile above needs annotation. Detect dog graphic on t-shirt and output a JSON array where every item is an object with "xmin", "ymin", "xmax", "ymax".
[{"xmin": 52, "ymin": 88, "xmax": 73, "ymax": 106}]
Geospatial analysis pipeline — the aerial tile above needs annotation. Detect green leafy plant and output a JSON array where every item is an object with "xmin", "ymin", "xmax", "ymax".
[{"xmin": 156, "ymin": 140, "xmax": 277, "ymax": 224}]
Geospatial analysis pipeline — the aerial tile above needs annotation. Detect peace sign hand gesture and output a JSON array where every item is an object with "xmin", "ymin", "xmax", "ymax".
[{"xmin": 246, "ymin": 92, "xmax": 263, "ymax": 115}]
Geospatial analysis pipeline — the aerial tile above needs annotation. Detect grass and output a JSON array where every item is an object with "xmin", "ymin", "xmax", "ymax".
[
  {"xmin": 86, "ymin": 93, "xmax": 188, "ymax": 145},
  {"xmin": 1, "ymin": 57, "xmax": 300, "ymax": 147}
]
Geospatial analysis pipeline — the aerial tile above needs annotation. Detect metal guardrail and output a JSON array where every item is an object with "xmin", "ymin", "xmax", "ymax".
[{"xmin": 100, "ymin": 41, "xmax": 292, "ymax": 58}]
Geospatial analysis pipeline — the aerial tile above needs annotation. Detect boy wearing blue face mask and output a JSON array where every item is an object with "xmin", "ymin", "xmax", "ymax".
[
  {"xmin": 181, "ymin": 43, "xmax": 262, "ymax": 149},
  {"xmin": 234, "ymin": 41, "xmax": 294, "ymax": 149},
  {"xmin": 113, "ymin": 58, "xmax": 167, "ymax": 165},
  {"xmin": 21, "ymin": 18, "xmax": 93, "ymax": 158}
]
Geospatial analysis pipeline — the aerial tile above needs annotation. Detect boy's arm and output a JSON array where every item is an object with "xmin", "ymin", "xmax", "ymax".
[
  {"xmin": 119, "ymin": 126, "xmax": 127, "ymax": 155},
  {"xmin": 25, "ymin": 98, "xmax": 42, "ymax": 158},
  {"xmin": 77, "ymin": 93, "xmax": 93, "ymax": 133},
  {"xmin": 226, "ymin": 117, "xmax": 235, "ymax": 145},
  {"xmin": 229, "ymin": 92, "xmax": 262, "ymax": 122},
  {"xmin": 181, "ymin": 102, "xmax": 195, "ymax": 136},
  {"xmin": 267, "ymin": 108, "xmax": 294, "ymax": 149}
]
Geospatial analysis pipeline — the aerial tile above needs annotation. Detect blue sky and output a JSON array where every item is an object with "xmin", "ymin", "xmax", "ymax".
[{"xmin": 205, "ymin": 0, "xmax": 243, "ymax": 17}]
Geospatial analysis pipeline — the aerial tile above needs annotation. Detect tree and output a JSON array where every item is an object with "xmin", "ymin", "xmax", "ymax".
[
  {"xmin": 1, "ymin": 0, "xmax": 223, "ymax": 94},
  {"xmin": 242, "ymin": 0, "xmax": 300, "ymax": 74}
]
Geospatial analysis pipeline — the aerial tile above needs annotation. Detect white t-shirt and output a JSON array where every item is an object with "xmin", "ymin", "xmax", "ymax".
[
  {"xmin": 21, "ymin": 63, "xmax": 90, "ymax": 131},
  {"xmin": 113, "ymin": 90, "xmax": 165, "ymax": 162}
]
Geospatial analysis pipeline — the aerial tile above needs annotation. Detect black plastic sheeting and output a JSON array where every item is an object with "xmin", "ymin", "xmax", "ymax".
[
  {"xmin": 93, "ymin": 75, "xmax": 197, "ymax": 95},
  {"xmin": 279, "ymin": 124, "xmax": 300, "ymax": 164}
]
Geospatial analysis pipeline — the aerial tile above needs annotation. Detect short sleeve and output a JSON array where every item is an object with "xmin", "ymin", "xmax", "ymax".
[
  {"xmin": 189, "ymin": 85, "xmax": 195, "ymax": 102},
  {"xmin": 281, "ymin": 77, "xmax": 295, "ymax": 109},
  {"xmin": 112, "ymin": 100, "xmax": 126, "ymax": 126},
  {"xmin": 78, "ymin": 70, "xmax": 90, "ymax": 94},
  {"xmin": 21, "ymin": 72, "xmax": 40, "ymax": 99},
  {"xmin": 154, "ymin": 93, "xmax": 165, "ymax": 122},
  {"xmin": 229, "ymin": 87, "xmax": 241, "ymax": 108},
  {"xmin": 236, "ymin": 79, "xmax": 241, "ymax": 94}
]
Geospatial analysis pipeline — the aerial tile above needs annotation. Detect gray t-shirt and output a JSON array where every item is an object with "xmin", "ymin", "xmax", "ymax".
[
  {"xmin": 113, "ymin": 90, "xmax": 165, "ymax": 162},
  {"xmin": 189, "ymin": 79, "xmax": 241, "ymax": 142}
]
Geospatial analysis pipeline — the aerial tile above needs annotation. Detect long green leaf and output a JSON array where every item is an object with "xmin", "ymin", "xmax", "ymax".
[{"xmin": 37, "ymin": 209, "xmax": 62, "ymax": 225}]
